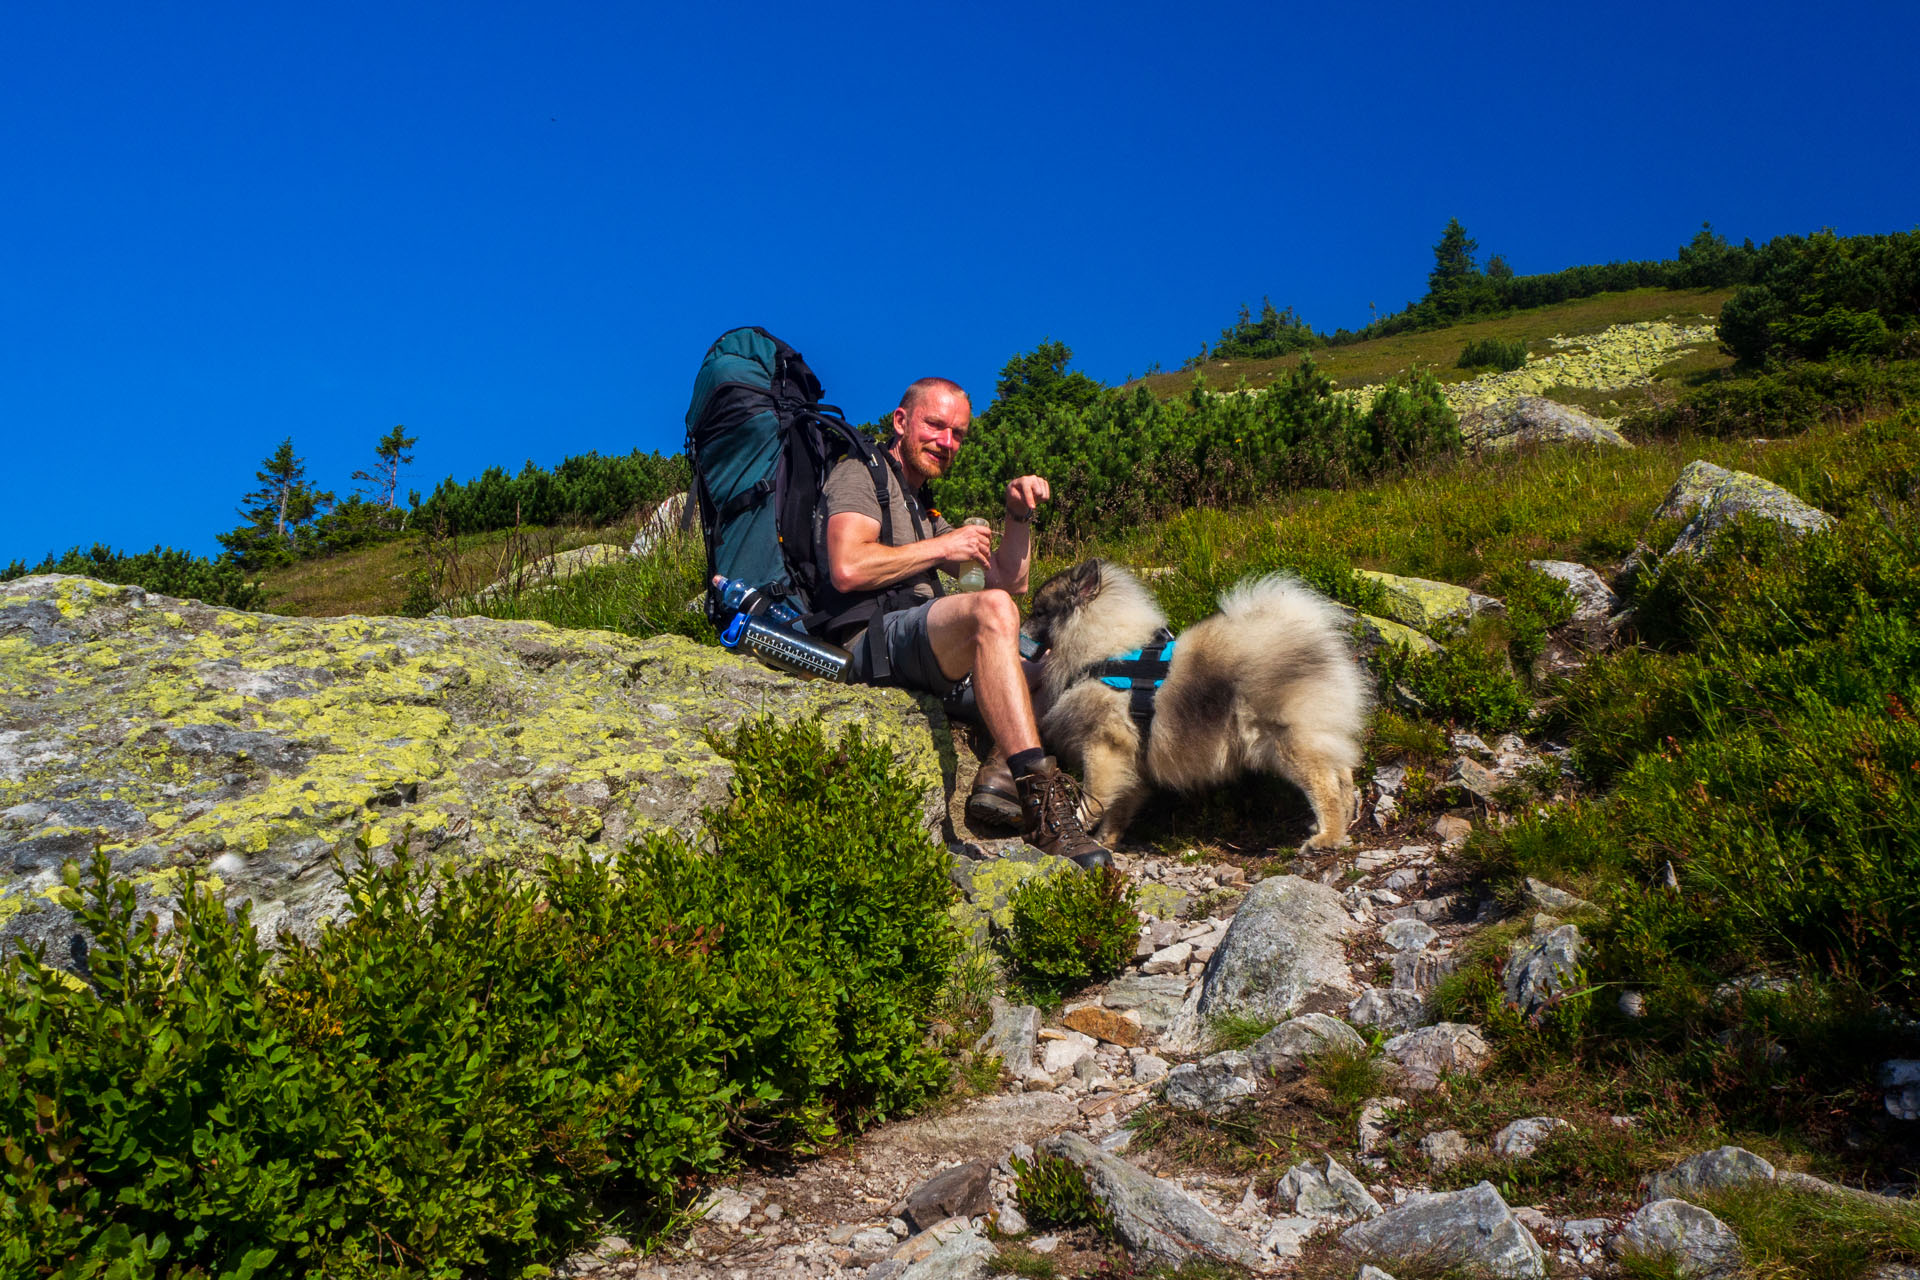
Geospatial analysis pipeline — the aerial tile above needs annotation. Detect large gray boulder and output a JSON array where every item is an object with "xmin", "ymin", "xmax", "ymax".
[
  {"xmin": 1504, "ymin": 924, "xmax": 1584, "ymax": 1019},
  {"xmin": 1339, "ymin": 1181, "xmax": 1546, "ymax": 1278},
  {"xmin": 1653, "ymin": 460, "xmax": 1833, "ymax": 559},
  {"xmin": 1460, "ymin": 396, "xmax": 1632, "ymax": 451},
  {"xmin": 1038, "ymin": 1132, "xmax": 1269, "ymax": 1272},
  {"xmin": 1612, "ymin": 1199, "xmax": 1743, "ymax": 1278},
  {"xmin": 0, "ymin": 576, "xmax": 947, "ymax": 963},
  {"xmin": 1173, "ymin": 875, "xmax": 1356, "ymax": 1047}
]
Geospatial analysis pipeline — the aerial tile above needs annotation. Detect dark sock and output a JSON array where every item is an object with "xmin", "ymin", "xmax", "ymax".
[{"xmin": 1008, "ymin": 748, "xmax": 1047, "ymax": 779}]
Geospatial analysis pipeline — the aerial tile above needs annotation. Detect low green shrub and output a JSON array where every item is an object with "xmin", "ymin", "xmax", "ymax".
[
  {"xmin": 1004, "ymin": 868, "xmax": 1140, "ymax": 987},
  {"xmin": 1377, "ymin": 622, "xmax": 1533, "ymax": 732},
  {"xmin": 1010, "ymin": 1152, "xmax": 1110, "ymax": 1234},
  {"xmin": 1457, "ymin": 337, "xmax": 1529, "ymax": 372},
  {"xmin": 1, "ymin": 543, "xmax": 264, "ymax": 610},
  {"xmin": 416, "ymin": 449, "xmax": 689, "ymax": 536},
  {"xmin": 1624, "ymin": 358, "xmax": 1920, "ymax": 440},
  {"xmin": 1484, "ymin": 562, "xmax": 1577, "ymax": 669},
  {"xmin": 0, "ymin": 716, "xmax": 957, "ymax": 1278},
  {"xmin": 934, "ymin": 346, "xmax": 1458, "ymax": 539}
]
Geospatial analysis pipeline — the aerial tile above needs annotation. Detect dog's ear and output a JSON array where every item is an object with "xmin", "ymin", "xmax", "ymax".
[{"xmin": 1070, "ymin": 558, "xmax": 1103, "ymax": 605}]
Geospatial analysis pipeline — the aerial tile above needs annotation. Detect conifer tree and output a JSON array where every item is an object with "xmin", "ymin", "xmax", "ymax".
[
  {"xmin": 351, "ymin": 425, "xmax": 418, "ymax": 509},
  {"xmin": 217, "ymin": 437, "xmax": 334, "ymax": 570}
]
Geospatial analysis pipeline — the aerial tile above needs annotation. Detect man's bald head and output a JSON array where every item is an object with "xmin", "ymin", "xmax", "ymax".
[{"xmin": 898, "ymin": 377, "xmax": 971, "ymax": 419}]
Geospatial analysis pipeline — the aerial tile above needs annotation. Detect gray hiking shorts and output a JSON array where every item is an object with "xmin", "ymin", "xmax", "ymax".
[{"xmin": 847, "ymin": 598, "xmax": 956, "ymax": 696}]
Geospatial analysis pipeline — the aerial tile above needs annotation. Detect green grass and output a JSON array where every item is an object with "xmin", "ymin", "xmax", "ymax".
[
  {"xmin": 1696, "ymin": 1181, "xmax": 1920, "ymax": 1280},
  {"xmin": 451, "ymin": 529, "xmax": 715, "ymax": 641},
  {"xmin": 1207, "ymin": 1012, "xmax": 1280, "ymax": 1053},
  {"xmin": 1137, "ymin": 287, "xmax": 1735, "ymax": 397}
]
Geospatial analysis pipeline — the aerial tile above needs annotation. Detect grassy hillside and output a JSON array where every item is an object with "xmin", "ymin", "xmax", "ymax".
[{"xmin": 1140, "ymin": 285, "xmax": 1737, "ymax": 405}]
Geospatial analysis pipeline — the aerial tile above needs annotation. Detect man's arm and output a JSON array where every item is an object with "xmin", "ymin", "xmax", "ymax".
[
  {"xmin": 826, "ymin": 512, "xmax": 991, "ymax": 594},
  {"xmin": 982, "ymin": 475, "xmax": 1049, "ymax": 595}
]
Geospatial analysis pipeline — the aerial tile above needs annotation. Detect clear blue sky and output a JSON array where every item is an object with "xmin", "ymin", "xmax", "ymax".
[{"xmin": 4, "ymin": 0, "xmax": 1916, "ymax": 562}]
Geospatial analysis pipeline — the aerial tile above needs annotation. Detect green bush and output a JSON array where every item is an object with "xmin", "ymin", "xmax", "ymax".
[
  {"xmin": 416, "ymin": 449, "xmax": 690, "ymax": 536},
  {"xmin": 934, "ymin": 346, "xmax": 1458, "ymax": 538},
  {"xmin": 1624, "ymin": 358, "xmax": 1920, "ymax": 440},
  {"xmin": 1004, "ymin": 868, "xmax": 1140, "ymax": 986},
  {"xmin": 1488, "ymin": 495, "xmax": 1920, "ymax": 1009},
  {"xmin": 1010, "ymin": 1152, "xmax": 1110, "ymax": 1233},
  {"xmin": 1485, "ymin": 562, "xmax": 1577, "ymax": 669},
  {"xmin": 1, "ymin": 543, "xmax": 265, "ymax": 610},
  {"xmin": 1377, "ymin": 622, "xmax": 1533, "ymax": 732},
  {"xmin": 1716, "ymin": 228, "xmax": 1920, "ymax": 365},
  {"xmin": 0, "ymin": 717, "xmax": 957, "ymax": 1278},
  {"xmin": 1457, "ymin": 337, "xmax": 1529, "ymax": 372}
]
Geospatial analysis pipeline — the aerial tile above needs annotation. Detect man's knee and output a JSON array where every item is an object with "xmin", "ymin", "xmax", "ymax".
[{"xmin": 972, "ymin": 589, "xmax": 1020, "ymax": 642}]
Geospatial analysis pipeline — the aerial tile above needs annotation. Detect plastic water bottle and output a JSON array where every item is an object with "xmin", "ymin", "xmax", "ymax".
[
  {"xmin": 712, "ymin": 575, "xmax": 804, "ymax": 628},
  {"xmin": 954, "ymin": 518, "xmax": 990, "ymax": 592}
]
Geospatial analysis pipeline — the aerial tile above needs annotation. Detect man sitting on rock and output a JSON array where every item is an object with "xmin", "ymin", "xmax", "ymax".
[{"xmin": 818, "ymin": 376, "xmax": 1112, "ymax": 871}]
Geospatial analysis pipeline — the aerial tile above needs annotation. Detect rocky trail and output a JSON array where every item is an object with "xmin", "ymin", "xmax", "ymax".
[{"xmin": 559, "ymin": 720, "xmax": 1902, "ymax": 1280}]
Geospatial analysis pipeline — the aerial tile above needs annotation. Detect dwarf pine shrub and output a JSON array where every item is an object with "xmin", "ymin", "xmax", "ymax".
[
  {"xmin": 0, "ymin": 716, "xmax": 956, "ymax": 1278},
  {"xmin": 1457, "ymin": 337, "xmax": 1529, "ymax": 371}
]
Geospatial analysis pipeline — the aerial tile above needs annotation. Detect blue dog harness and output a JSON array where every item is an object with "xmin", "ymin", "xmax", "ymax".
[{"xmin": 1088, "ymin": 627, "xmax": 1177, "ymax": 726}]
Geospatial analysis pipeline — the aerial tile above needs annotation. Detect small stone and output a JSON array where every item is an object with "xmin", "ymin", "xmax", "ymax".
[
  {"xmin": 1248, "ymin": 1012, "xmax": 1366, "ymax": 1077},
  {"xmin": 1276, "ymin": 1155, "xmax": 1381, "ymax": 1221},
  {"xmin": 1133, "ymin": 1054, "xmax": 1170, "ymax": 1083},
  {"xmin": 1523, "ymin": 877, "xmax": 1593, "ymax": 912},
  {"xmin": 1380, "ymin": 918, "xmax": 1438, "ymax": 951},
  {"xmin": 994, "ymin": 1205, "xmax": 1026, "ymax": 1235},
  {"xmin": 1491, "ymin": 1117, "xmax": 1571, "ymax": 1160},
  {"xmin": 1357, "ymin": 1267, "xmax": 1398, "ymax": 1280},
  {"xmin": 1142, "ymin": 941, "xmax": 1193, "ymax": 975},
  {"xmin": 1449, "ymin": 757, "xmax": 1499, "ymax": 800},
  {"xmin": 1421, "ymin": 1129, "xmax": 1472, "ymax": 1170},
  {"xmin": 1646, "ymin": 1146, "xmax": 1776, "ymax": 1202},
  {"xmin": 1028, "ymin": 1234, "xmax": 1058, "ymax": 1253},
  {"xmin": 1163, "ymin": 1051, "xmax": 1257, "ymax": 1114},
  {"xmin": 1612, "ymin": 1199, "xmax": 1743, "ymax": 1277},
  {"xmin": 1347, "ymin": 988, "xmax": 1428, "ymax": 1032},
  {"xmin": 1384, "ymin": 1023, "xmax": 1490, "ymax": 1090},
  {"xmin": 699, "ymin": 1189, "xmax": 754, "ymax": 1225},
  {"xmin": 1062, "ymin": 1005, "xmax": 1144, "ymax": 1047},
  {"xmin": 1357, "ymin": 1097, "xmax": 1405, "ymax": 1154},
  {"xmin": 1039, "ymin": 1031, "xmax": 1097, "ymax": 1076},
  {"xmin": 901, "ymin": 1162, "xmax": 993, "ymax": 1233},
  {"xmin": 1504, "ymin": 924, "xmax": 1583, "ymax": 1018},
  {"xmin": 976, "ymin": 1000, "xmax": 1040, "ymax": 1075},
  {"xmin": 1432, "ymin": 814, "xmax": 1472, "ymax": 847}
]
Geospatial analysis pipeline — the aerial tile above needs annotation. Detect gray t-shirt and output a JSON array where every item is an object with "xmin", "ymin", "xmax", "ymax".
[{"xmin": 822, "ymin": 455, "xmax": 953, "ymax": 602}]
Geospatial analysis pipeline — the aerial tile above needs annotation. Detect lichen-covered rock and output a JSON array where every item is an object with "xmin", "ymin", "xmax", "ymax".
[
  {"xmin": 1645, "ymin": 1146, "xmax": 1776, "ymax": 1202},
  {"xmin": 1653, "ymin": 461, "xmax": 1834, "ymax": 559},
  {"xmin": 1340, "ymin": 1181, "xmax": 1545, "ymax": 1279},
  {"xmin": 1038, "ymin": 1132, "xmax": 1270, "ymax": 1272},
  {"xmin": 1460, "ymin": 396, "xmax": 1633, "ymax": 451},
  {"xmin": 1355, "ymin": 571, "xmax": 1490, "ymax": 634},
  {"xmin": 1340, "ymin": 608, "xmax": 1443, "ymax": 659},
  {"xmin": 1248, "ymin": 1012, "xmax": 1366, "ymax": 1077},
  {"xmin": 947, "ymin": 842, "xmax": 1077, "ymax": 941},
  {"xmin": 0, "ymin": 576, "xmax": 946, "ymax": 960},
  {"xmin": 1612, "ymin": 1199, "xmax": 1743, "ymax": 1278},
  {"xmin": 1172, "ymin": 874, "xmax": 1356, "ymax": 1048},
  {"xmin": 1504, "ymin": 924, "xmax": 1584, "ymax": 1019},
  {"xmin": 976, "ymin": 999, "xmax": 1040, "ymax": 1076}
]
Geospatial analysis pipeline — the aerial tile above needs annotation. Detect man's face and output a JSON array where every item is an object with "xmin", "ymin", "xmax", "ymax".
[{"xmin": 893, "ymin": 387, "xmax": 971, "ymax": 480}]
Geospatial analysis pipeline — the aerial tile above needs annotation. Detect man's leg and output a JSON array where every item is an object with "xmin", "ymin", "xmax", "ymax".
[{"xmin": 925, "ymin": 592, "xmax": 1111, "ymax": 869}]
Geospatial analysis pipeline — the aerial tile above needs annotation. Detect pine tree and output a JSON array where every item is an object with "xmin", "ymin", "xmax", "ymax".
[
  {"xmin": 351, "ymin": 425, "xmax": 418, "ymax": 509},
  {"xmin": 217, "ymin": 438, "xmax": 334, "ymax": 570}
]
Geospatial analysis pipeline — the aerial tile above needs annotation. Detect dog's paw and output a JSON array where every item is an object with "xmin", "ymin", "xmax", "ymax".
[{"xmin": 1298, "ymin": 831, "xmax": 1352, "ymax": 854}]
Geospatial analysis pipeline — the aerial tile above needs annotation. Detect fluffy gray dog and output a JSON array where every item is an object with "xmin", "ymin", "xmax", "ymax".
[{"xmin": 1023, "ymin": 559, "xmax": 1369, "ymax": 850}]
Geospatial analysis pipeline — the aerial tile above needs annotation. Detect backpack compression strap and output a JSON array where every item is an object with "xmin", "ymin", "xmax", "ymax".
[{"xmin": 1088, "ymin": 628, "xmax": 1178, "ymax": 726}]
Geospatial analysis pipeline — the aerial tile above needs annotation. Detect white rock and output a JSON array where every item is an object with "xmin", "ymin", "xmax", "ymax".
[
  {"xmin": 1040, "ymin": 1031, "xmax": 1098, "ymax": 1076},
  {"xmin": 1492, "ymin": 1117, "xmax": 1571, "ymax": 1160},
  {"xmin": 1143, "ymin": 941, "xmax": 1193, "ymax": 975},
  {"xmin": 1380, "ymin": 919, "xmax": 1438, "ymax": 951}
]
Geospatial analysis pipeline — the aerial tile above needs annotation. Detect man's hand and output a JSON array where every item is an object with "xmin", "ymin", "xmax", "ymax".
[
  {"xmin": 935, "ymin": 521, "xmax": 994, "ymax": 566},
  {"xmin": 1005, "ymin": 475, "xmax": 1051, "ymax": 522}
]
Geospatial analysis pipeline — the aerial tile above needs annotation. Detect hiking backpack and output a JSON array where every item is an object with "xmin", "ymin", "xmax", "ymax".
[{"xmin": 683, "ymin": 327, "xmax": 941, "ymax": 635}]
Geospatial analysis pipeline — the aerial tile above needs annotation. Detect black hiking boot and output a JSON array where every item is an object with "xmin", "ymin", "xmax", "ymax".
[
  {"xmin": 965, "ymin": 754, "xmax": 1023, "ymax": 829},
  {"xmin": 1015, "ymin": 759, "xmax": 1114, "ymax": 872}
]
